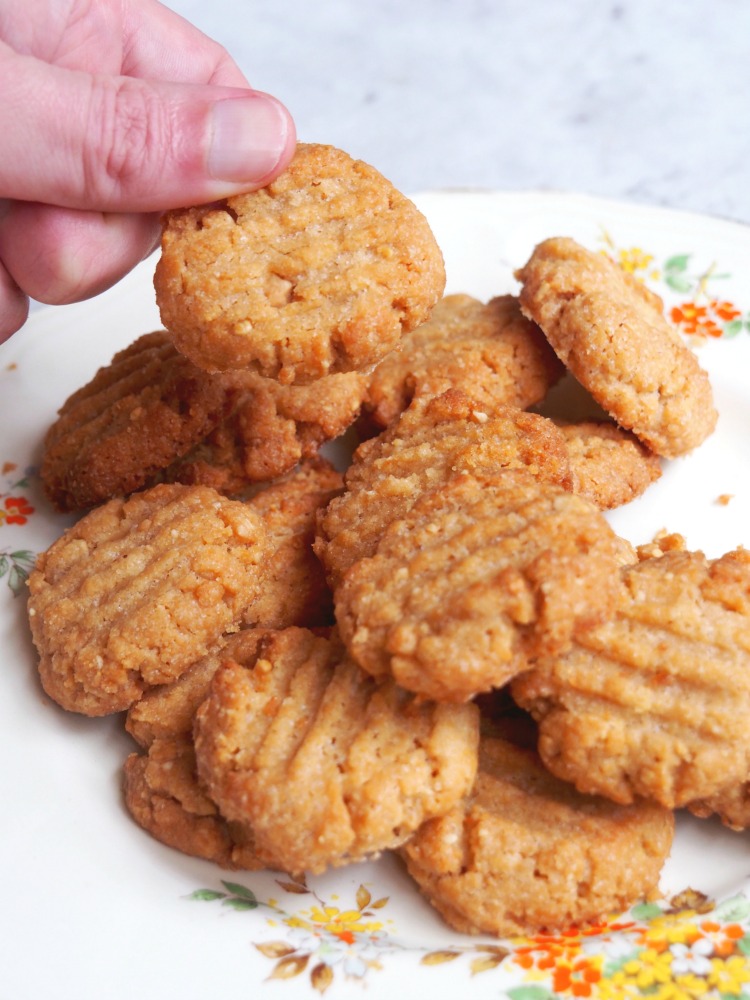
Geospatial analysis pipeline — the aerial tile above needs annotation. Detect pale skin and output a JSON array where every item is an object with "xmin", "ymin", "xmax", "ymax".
[{"xmin": 0, "ymin": 0, "xmax": 296, "ymax": 341}]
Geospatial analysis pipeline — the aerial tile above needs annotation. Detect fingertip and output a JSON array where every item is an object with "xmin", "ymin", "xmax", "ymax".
[
  {"xmin": 207, "ymin": 91, "xmax": 296, "ymax": 189},
  {"xmin": 0, "ymin": 263, "xmax": 29, "ymax": 343}
]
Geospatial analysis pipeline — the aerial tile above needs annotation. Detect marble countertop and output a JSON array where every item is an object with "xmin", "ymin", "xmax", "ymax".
[{"xmin": 167, "ymin": 0, "xmax": 749, "ymax": 226}]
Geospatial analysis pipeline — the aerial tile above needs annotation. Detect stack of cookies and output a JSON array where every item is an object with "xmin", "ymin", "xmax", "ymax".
[{"xmin": 28, "ymin": 142, "xmax": 748, "ymax": 941}]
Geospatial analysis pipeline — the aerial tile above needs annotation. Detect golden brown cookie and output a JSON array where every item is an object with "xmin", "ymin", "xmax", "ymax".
[
  {"xmin": 512, "ymin": 547, "xmax": 750, "ymax": 808},
  {"xmin": 335, "ymin": 470, "xmax": 627, "ymax": 702},
  {"xmin": 28, "ymin": 483, "xmax": 268, "ymax": 716},
  {"xmin": 124, "ymin": 631, "xmax": 275, "ymax": 866},
  {"xmin": 515, "ymin": 237, "xmax": 717, "ymax": 457},
  {"xmin": 400, "ymin": 737, "xmax": 674, "ymax": 937},
  {"xmin": 124, "ymin": 736, "xmax": 271, "ymax": 870},
  {"xmin": 163, "ymin": 371, "xmax": 365, "ymax": 493},
  {"xmin": 315, "ymin": 390, "xmax": 573, "ymax": 588},
  {"xmin": 557, "ymin": 420, "xmax": 662, "ymax": 509},
  {"xmin": 40, "ymin": 331, "xmax": 237, "ymax": 512},
  {"xmin": 125, "ymin": 629, "xmax": 268, "ymax": 748},
  {"xmin": 193, "ymin": 627, "xmax": 480, "ymax": 875},
  {"xmin": 155, "ymin": 143, "xmax": 446, "ymax": 384},
  {"xmin": 362, "ymin": 294, "xmax": 563, "ymax": 431},
  {"xmin": 243, "ymin": 459, "xmax": 342, "ymax": 629},
  {"xmin": 688, "ymin": 782, "xmax": 750, "ymax": 831}
]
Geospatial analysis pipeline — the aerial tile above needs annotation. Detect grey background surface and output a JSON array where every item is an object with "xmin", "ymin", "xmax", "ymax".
[{"xmin": 167, "ymin": 0, "xmax": 749, "ymax": 224}]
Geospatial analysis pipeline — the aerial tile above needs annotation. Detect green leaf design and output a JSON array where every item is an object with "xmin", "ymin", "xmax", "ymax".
[
  {"xmin": 7, "ymin": 564, "xmax": 27, "ymax": 596},
  {"xmin": 724, "ymin": 320, "xmax": 744, "ymax": 338},
  {"xmin": 506, "ymin": 987, "xmax": 556, "ymax": 1000},
  {"xmin": 222, "ymin": 897, "xmax": 258, "ymax": 911},
  {"xmin": 10, "ymin": 549, "xmax": 35, "ymax": 566},
  {"xmin": 714, "ymin": 894, "xmax": 750, "ymax": 923},
  {"xmin": 221, "ymin": 881, "xmax": 258, "ymax": 901},
  {"xmin": 189, "ymin": 889, "xmax": 227, "ymax": 902},
  {"xmin": 665, "ymin": 274, "xmax": 693, "ymax": 293},
  {"xmin": 0, "ymin": 555, "xmax": 7, "ymax": 579},
  {"xmin": 738, "ymin": 934, "xmax": 750, "ymax": 956},
  {"xmin": 664, "ymin": 254, "xmax": 691, "ymax": 273},
  {"xmin": 631, "ymin": 902, "xmax": 664, "ymax": 920}
]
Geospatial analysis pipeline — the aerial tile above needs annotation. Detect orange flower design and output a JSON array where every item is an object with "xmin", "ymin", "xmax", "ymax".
[
  {"xmin": 712, "ymin": 300, "xmax": 742, "ymax": 321},
  {"xmin": 670, "ymin": 298, "xmax": 742, "ymax": 338},
  {"xmin": 3, "ymin": 496, "xmax": 34, "ymax": 525},
  {"xmin": 553, "ymin": 956, "xmax": 602, "ymax": 996}
]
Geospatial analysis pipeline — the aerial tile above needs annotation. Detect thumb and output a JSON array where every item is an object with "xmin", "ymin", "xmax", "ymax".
[{"xmin": 0, "ymin": 44, "xmax": 296, "ymax": 213}]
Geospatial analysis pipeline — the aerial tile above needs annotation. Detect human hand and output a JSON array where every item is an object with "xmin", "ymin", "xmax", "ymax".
[{"xmin": 0, "ymin": 0, "xmax": 296, "ymax": 341}]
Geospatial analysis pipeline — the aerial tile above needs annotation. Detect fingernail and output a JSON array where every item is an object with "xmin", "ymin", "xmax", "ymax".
[{"xmin": 208, "ymin": 94, "xmax": 289, "ymax": 184}]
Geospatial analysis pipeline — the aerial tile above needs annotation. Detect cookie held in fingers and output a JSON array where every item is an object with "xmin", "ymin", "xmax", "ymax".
[
  {"xmin": 193, "ymin": 627, "xmax": 480, "ymax": 876},
  {"xmin": 155, "ymin": 143, "xmax": 446, "ymax": 384},
  {"xmin": 512, "ymin": 547, "xmax": 750, "ymax": 808},
  {"xmin": 40, "ymin": 331, "xmax": 237, "ymax": 512},
  {"xmin": 315, "ymin": 390, "xmax": 573, "ymax": 588},
  {"xmin": 28, "ymin": 483, "xmax": 269, "ymax": 716},
  {"xmin": 515, "ymin": 237, "xmax": 717, "ymax": 457},
  {"xmin": 399, "ymin": 737, "xmax": 674, "ymax": 937},
  {"xmin": 363, "ymin": 293, "xmax": 564, "ymax": 431},
  {"xmin": 335, "ymin": 470, "xmax": 627, "ymax": 702}
]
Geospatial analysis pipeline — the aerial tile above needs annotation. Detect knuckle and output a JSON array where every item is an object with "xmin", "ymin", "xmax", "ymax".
[{"xmin": 87, "ymin": 79, "xmax": 170, "ymax": 204}]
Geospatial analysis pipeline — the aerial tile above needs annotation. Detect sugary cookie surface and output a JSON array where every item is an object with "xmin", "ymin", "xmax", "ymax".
[
  {"xmin": 193, "ymin": 627, "xmax": 479, "ymax": 875},
  {"xmin": 315, "ymin": 390, "xmax": 573, "ymax": 587},
  {"xmin": 335, "ymin": 470, "xmax": 627, "ymax": 701},
  {"xmin": 512, "ymin": 548, "xmax": 750, "ymax": 807},
  {"xmin": 400, "ymin": 737, "xmax": 674, "ymax": 937}
]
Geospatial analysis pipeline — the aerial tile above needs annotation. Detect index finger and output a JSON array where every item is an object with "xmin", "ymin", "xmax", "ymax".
[{"xmin": 120, "ymin": 0, "xmax": 251, "ymax": 88}]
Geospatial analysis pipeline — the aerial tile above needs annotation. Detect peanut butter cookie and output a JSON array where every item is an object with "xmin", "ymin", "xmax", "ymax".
[
  {"xmin": 336, "ymin": 470, "xmax": 627, "ymax": 702},
  {"xmin": 125, "ymin": 629, "xmax": 268, "ymax": 748},
  {"xmin": 155, "ymin": 143, "xmax": 445, "ymax": 384},
  {"xmin": 400, "ymin": 737, "xmax": 674, "ymax": 937},
  {"xmin": 28, "ymin": 483, "xmax": 268, "ymax": 716},
  {"xmin": 40, "ymin": 331, "xmax": 236, "ymax": 512},
  {"xmin": 243, "ymin": 459, "xmax": 342, "ymax": 629},
  {"xmin": 557, "ymin": 420, "xmax": 662, "ymax": 509},
  {"xmin": 515, "ymin": 237, "xmax": 717, "ymax": 457},
  {"xmin": 194, "ymin": 627, "xmax": 479, "ymax": 875},
  {"xmin": 124, "ymin": 736, "xmax": 271, "ymax": 870},
  {"xmin": 315, "ymin": 390, "xmax": 573, "ymax": 587},
  {"xmin": 163, "ymin": 371, "xmax": 365, "ymax": 493},
  {"xmin": 512, "ymin": 547, "xmax": 750, "ymax": 808},
  {"xmin": 363, "ymin": 294, "xmax": 563, "ymax": 431}
]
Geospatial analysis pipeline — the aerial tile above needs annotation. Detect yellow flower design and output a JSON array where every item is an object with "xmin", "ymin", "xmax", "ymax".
[
  {"xmin": 616, "ymin": 246, "xmax": 660, "ymax": 281},
  {"xmin": 284, "ymin": 905, "xmax": 385, "ymax": 944}
]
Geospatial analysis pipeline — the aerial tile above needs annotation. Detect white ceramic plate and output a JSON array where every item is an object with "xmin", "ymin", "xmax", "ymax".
[{"xmin": 2, "ymin": 191, "xmax": 750, "ymax": 1000}]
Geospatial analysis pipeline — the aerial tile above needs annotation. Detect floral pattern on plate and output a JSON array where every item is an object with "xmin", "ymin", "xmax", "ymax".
[
  {"xmin": 0, "ymin": 461, "xmax": 37, "ymax": 596},
  {"xmin": 191, "ymin": 874, "xmax": 750, "ymax": 999},
  {"xmin": 598, "ymin": 230, "xmax": 750, "ymax": 340}
]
